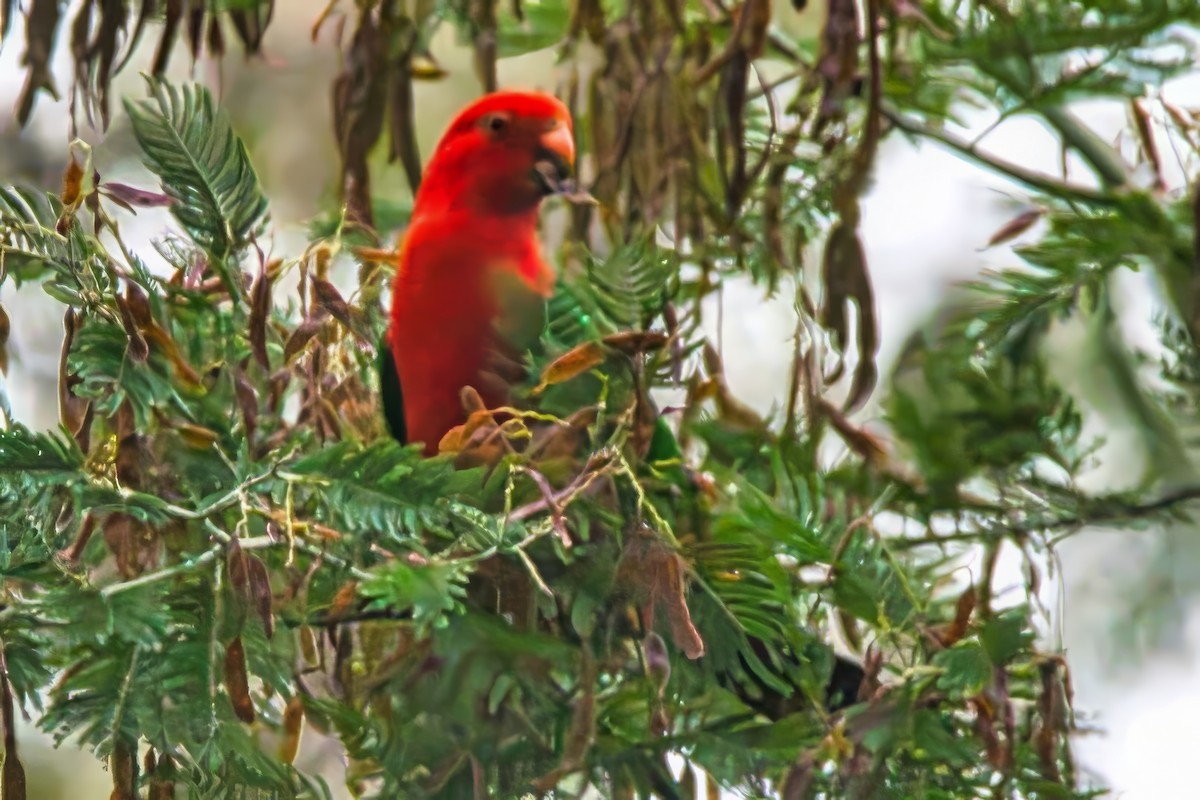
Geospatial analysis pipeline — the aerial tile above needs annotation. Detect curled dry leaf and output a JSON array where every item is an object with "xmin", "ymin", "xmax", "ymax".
[
  {"xmin": 619, "ymin": 528, "xmax": 705, "ymax": 660},
  {"xmin": 224, "ymin": 635, "xmax": 256, "ymax": 724},
  {"xmin": 820, "ymin": 221, "xmax": 878, "ymax": 412},
  {"xmin": 533, "ymin": 340, "xmax": 607, "ymax": 395}
]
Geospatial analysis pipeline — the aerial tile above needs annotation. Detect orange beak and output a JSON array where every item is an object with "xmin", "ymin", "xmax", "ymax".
[
  {"xmin": 539, "ymin": 119, "xmax": 575, "ymax": 168},
  {"xmin": 532, "ymin": 119, "xmax": 579, "ymax": 197}
]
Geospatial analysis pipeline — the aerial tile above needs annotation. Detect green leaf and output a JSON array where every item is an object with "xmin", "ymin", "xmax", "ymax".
[
  {"xmin": 980, "ymin": 610, "xmax": 1030, "ymax": 665},
  {"xmin": 123, "ymin": 76, "xmax": 269, "ymax": 259},
  {"xmin": 933, "ymin": 641, "xmax": 991, "ymax": 695},
  {"xmin": 360, "ymin": 558, "xmax": 473, "ymax": 634}
]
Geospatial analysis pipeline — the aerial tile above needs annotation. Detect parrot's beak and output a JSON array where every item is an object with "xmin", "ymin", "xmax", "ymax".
[{"xmin": 532, "ymin": 122, "xmax": 596, "ymax": 205}]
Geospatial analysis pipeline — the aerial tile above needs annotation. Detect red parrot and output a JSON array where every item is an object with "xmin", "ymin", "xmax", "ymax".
[
  {"xmin": 380, "ymin": 91, "xmax": 577, "ymax": 455},
  {"xmin": 376, "ymin": 91, "xmax": 869, "ymax": 716}
]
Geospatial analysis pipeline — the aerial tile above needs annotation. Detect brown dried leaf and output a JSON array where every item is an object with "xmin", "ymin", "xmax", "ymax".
[
  {"xmin": 332, "ymin": 10, "xmax": 388, "ymax": 228},
  {"xmin": 234, "ymin": 372, "xmax": 259, "ymax": 450},
  {"xmin": 103, "ymin": 513, "xmax": 151, "ymax": 580},
  {"xmin": 1131, "ymin": 98, "xmax": 1165, "ymax": 191},
  {"xmin": 186, "ymin": 0, "xmax": 204, "ymax": 62},
  {"xmin": 283, "ymin": 313, "xmax": 327, "ymax": 364},
  {"xmin": 109, "ymin": 737, "xmax": 136, "ymax": 800},
  {"xmin": 814, "ymin": 0, "xmax": 861, "ymax": 137},
  {"xmin": 246, "ymin": 554, "xmax": 275, "ymax": 639},
  {"xmin": 114, "ymin": 0, "xmax": 158, "ymax": 75},
  {"xmin": 389, "ymin": 48, "xmax": 424, "ymax": 195},
  {"xmin": 123, "ymin": 282, "xmax": 153, "ymax": 327},
  {"xmin": 278, "ymin": 694, "xmax": 304, "ymax": 764},
  {"xmin": 0, "ymin": 0, "xmax": 12, "ymax": 41},
  {"xmin": 328, "ymin": 580, "xmax": 360, "ymax": 620},
  {"xmin": 60, "ymin": 152, "xmax": 85, "ymax": 210},
  {"xmin": 228, "ymin": 0, "xmax": 274, "ymax": 54},
  {"xmin": 141, "ymin": 323, "xmax": 203, "ymax": 389},
  {"xmin": 311, "ymin": 278, "xmax": 352, "ymax": 331},
  {"xmin": 781, "ymin": 756, "xmax": 815, "ymax": 800},
  {"xmin": 90, "ymin": 0, "xmax": 129, "ymax": 129},
  {"xmin": 534, "ymin": 341, "xmax": 607, "ymax": 395},
  {"xmin": 59, "ymin": 311, "xmax": 94, "ymax": 451},
  {"xmin": 820, "ymin": 221, "xmax": 877, "ymax": 412},
  {"xmin": 227, "ymin": 536, "xmax": 249, "ymax": 596},
  {"xmin": 63, "ymin": 511, "xmax": 98, "ymax": 564},
  {"xmin": 205, "ymin": 9, "xmax": 225, "ymax": 59},
  {"xmin": 0, "ymin": 304, "xmax": 8, "ymax": 375},
  {"xmin": 1034, "ymin": 660, "xmax": 1063, "ymax": 782},
  {"xmin": 152, "ymin": 0, "xmax": 184, "ymax": 75},
  {"xmin": 147, "ymin": 750, "xmax": 174, "ymax": 800},
  {"xmin": 982, "ymin": 207, "xmax": 1044, "ymax": 250},
  {"xmin": 224, "ymin": 636, "xmax": 256, "ymax": 724},
  {"xmin": 817, "ymin": 398, "xmax": 886, "ymax": 463},
  {"xmin": 601, "ymin": 330, "xmax": 668, "ymax": 356},
  {"xmin": 15, "ymin": 0, "xmax": 61, "ymax": 127},
  {"xmin": 114, "ymin": 294, "xmax": 150, "ymax": 362},
  {"xmin": 299, "ymin": 625, "xmax": 318, "ymax": 666},
  {"xmin": 248, "ymin": 261, "xmax": 273, "ymax": 370},
  {"xmin": 619, "ymin": 529, "xmax": 705, "ymax": 659}
]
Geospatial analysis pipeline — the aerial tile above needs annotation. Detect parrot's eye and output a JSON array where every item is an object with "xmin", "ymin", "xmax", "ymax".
[{"xmin": 481, "ymin": 113, "xmax": 511, "ymax": 136}]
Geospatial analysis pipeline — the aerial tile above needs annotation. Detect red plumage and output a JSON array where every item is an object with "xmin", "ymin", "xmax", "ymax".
[{"xmin": 386, "ymin": 91, "xmax": 575, "ymax": 455}]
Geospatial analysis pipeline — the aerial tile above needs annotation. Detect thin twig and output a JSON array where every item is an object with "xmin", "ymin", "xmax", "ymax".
[{"xmin": 882, "ymin": 107, "xmax": 1116, "ymax": 205}]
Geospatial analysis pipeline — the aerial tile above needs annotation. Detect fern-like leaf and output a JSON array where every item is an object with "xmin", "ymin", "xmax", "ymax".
[{"xmin": 123, "ymin": 77, "xmax": 269, "ymax": 259}]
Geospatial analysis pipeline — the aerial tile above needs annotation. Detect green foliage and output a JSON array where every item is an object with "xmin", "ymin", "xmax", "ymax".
[
  {"xmin": 124, "ymin": 77, "xmax": 269, "ymax": 260},
  {"xmin": 1, "ymin": 2, "xmax": 1197, "ymax": 799}
]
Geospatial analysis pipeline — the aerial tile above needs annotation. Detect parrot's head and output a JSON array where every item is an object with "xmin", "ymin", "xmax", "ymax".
[{"xmin": 415, "ymin": 90, "xmax": 578, "ymax": 217}]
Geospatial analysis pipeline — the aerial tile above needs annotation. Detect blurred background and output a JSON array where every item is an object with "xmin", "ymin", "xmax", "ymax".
[{"xmin": 1, "ymin": 1, "xmax": 1198, "ymax": 797}]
